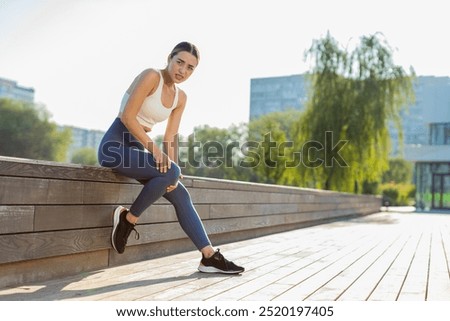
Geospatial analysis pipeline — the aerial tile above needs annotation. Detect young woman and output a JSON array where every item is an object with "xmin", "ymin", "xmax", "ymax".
[{"xmin": 98, "ymin": 42, "xmax": 244, "ymax": 274}]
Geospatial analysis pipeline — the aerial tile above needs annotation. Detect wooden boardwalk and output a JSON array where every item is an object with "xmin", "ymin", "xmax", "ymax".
[{"xmin": 0, "ymin": 210, "xmax": 449, "ymax": 301}]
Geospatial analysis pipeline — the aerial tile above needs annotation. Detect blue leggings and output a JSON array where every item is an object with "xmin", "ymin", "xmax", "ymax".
[{"xmin": 98, "ymin": 117, "xmax": 211, "ymax": 250}]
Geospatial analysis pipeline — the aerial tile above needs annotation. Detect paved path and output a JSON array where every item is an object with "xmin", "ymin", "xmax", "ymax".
[{"xmin": 1, "ymin": 210, "xmax": 449, "ymax": 301}]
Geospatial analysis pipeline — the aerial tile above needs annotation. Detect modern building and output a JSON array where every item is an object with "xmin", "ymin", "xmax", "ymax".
[
  {"xmin": 390, "ymin": 76, "xmax": 450, "ymax": 155},
  {"xmin": 58, "ymin": 125, "xmax": 105, "ymax": 163},
  {"xmin": 249, "ymin": 74, "xmax": 309, "ymax": 120},
  {"xmin": 0, "ymin": 77, "xmax": 35, "ymax": 103},
  {"xmin": 407, "ymin": 123, "xmax": 450, "ymax": 210}
]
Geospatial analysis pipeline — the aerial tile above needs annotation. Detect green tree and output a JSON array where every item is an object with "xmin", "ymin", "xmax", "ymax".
[
  {"xmin": 0, "ymin": 98, "xmax": 71, "ymax": 161},
  {"xmin": 247, "ymin": 109, "xmax": 303, "ymax": 185},
  {"xmin": 179, "ymin": 123, "xmax": 252, "ymax": 181},
  {"xmin": 298, "ymin": 33, "xmax": 415, "ymax": 192},
  {"xmin": 380, "ymin": 157, "xmax": 415, "ymax": 205},
  {"xmin": 382, "ymin": 158, "xmax": 413, "ymax": 183},
  {"xmin": 71, "ymin": 147, "xmax": 98, "ymax": 165}
]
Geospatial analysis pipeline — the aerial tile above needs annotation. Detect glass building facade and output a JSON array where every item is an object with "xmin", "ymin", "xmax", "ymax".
[
  {"xmin": 415, "ymin": 162, "xmax": 450, "ymax": 210},
  {"xmin": 411, "ymin": 123, "xmax": 450, "ymax": 210},
  {"xmin": 249, "ymin": 74, "xmax": 309, "ymax": 120}
]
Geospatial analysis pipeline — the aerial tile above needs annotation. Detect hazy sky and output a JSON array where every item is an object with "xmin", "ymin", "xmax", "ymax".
[{"xmin": 1, "ymin": 0, "xmax": 449, "ymax": 136}]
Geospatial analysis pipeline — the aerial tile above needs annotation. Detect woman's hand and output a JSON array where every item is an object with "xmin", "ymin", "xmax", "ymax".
[
  {"xmin": 153, "ymin": 149, "xmax": 171, "ymax": 173},
  {"xmin": 166, "ymin": 174, "xmax": 183, "ymax": 193}
]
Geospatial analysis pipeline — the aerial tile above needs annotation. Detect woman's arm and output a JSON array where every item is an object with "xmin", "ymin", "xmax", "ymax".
[
  {"xmin": 164, "ymin": 90, "xmax": 187, "ymax": 164},
  {"xmin": 120, "ymin": 69, "xmax": 168, "ymax": 171}
]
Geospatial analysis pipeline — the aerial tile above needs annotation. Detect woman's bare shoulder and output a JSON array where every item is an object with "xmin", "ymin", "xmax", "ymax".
[
  {"xmin": 138, "ymin": 68, "xmax": 160, "ymax": 81},
  {"xmin": 127, "ymin": 68, "xmax": 159, "ymax": 94},
  {"xmin": 177, "ymin": 88, "xmax": 188, "ymax": 107}
]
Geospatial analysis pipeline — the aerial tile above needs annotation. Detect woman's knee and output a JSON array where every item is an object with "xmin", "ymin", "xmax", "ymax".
[{"xmin": 166, "ymin": 162, "xmax": 181, "ymax": 185}]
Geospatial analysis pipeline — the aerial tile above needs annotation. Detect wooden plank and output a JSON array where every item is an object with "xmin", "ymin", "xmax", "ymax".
[
  {"xmin": 202, "ymin": 213, "xmax": 316, "ymax": 235},
  {"xmin": 0, "ymin": 177, "xmax": 162, "ymax": 205},
  {"xmin": 272, "ymin": 236, "xmax": 384, "ymax": 300},
  {"xmin": 192, "ymin": 177, "xmax": 380, "ymax": 209},
  {"xmin": 34, "ymin": 204, "xmax": 210, "ymax": 231},
  {"xmin": 192, "ymin": 176, "xmax": 323, "ymax": 194},
  {"xmin": 189, "ymin": 188, "xmax": 365, "ymax": 206},
  {"xmin": 243, "ymin": 237, "xmax": 337, "ymax": 300},
  {"xmin": 0, "ymin": 157, "xmax": 197, "ymax": 187},
  {"xmin": 0, "ymin": 228, "xmax": 111, "ymax": 264},
  {"xmin": 426, "ymin": 222, "xmax": 450, "ymax": 300},
  {"xmin": 0, "ymin": 206, "xmax": 34, "ymax": 234},
  {"xmin": 0, "ymin": 156, "xmax": 134, "ymax": 183},
  {"xmin": 0, "ymin": 177, "xmax": 83, "ymax": 205},
  {"xmin": 440, "ymin": 220, "xmax": 450, "ymax": 279},
  {"xmin": 0, "ymin": 177, "xmax": 49, "ymax": 205},
  {"xmin": 0, "ymin": 250, "xmax": 109, "ymax": 292},
  {"xmin": 368, "ymin": 230, "xmax": 422, "ymax": 301},
  {"xmin": 118, "ymin": 203, "xmax": 210, "ymax": 223},
  {"xmin": 209, "ymin": 203, "xmax": 339, "ymax": 219},
  {"xmin": 397, "ymin": 228, "xmax": 431, "ymax": 300},
  {"xmin": 190, "ymin": 264, "xmax": 296, "ymax": 301},
  {"xmin": 332, "ymin": 233, "xmax": 410, "ymax": 301},
  {"xmin": 34, "ymin": 205, "xmax": 116, "ymax": 231}
]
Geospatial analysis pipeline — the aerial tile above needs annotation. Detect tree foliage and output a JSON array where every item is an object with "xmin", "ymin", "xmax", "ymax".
[
  {"xmin": 0, "ymin": 98, "xmax": 71, "ymax": 162},
  {"xmin": 247, "ymin": 109, "xmax": 303, "ymax": 185},
  {"xmin": 178, "ymin": 110, "xmax": 304, "ymax": 185},
  {"xmin": 179, "ymin": 123, "xmax": 252, "ymax": 181},
  {"xmin": 71, "ymin": 147, "xmax": 98, "ymax": 165},
  {"xmin": 297, "ymin": 33, "xmax": 415, "ymax": 192},
  {"xmin": 382, "ymin": 158, "xmax": 413, "ymax": 184}
]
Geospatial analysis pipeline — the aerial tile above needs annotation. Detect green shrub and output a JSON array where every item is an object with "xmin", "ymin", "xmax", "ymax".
[
  {"xmin": 380, "ymin": 183, "xmax": 416, "ymax": 206},
  {"xmin": 382, "ymin": 188, "xmax": 399, "ymax": 206}
]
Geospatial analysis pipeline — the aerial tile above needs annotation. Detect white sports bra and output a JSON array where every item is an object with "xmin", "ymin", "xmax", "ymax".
[{"xmin": 119, "ymin": 70, "xmax": 179, "ymax": 129}]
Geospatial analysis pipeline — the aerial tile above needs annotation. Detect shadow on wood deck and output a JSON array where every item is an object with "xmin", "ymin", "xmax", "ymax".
[{"xmin": 1, "ymin": 209, "xmax": 449, "ymax": 301}]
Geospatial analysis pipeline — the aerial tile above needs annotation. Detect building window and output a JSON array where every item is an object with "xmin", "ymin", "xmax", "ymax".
[{"xmin": 429, "ymin": 122, "xmax": 450, "ymax": 145}]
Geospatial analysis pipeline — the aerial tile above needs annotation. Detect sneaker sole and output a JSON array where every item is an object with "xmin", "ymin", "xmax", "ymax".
[
  {"xmin": 198, "ymin": 264, "xmax": 244, "ymax": 274},
  {"xmin": 111, "ymin": 206, "xmax": 126, "ymax": 253}
]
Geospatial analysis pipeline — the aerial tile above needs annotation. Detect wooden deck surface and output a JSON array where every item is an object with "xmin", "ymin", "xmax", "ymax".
[{"xmin": 1, "ymin": 210, "xmax": 449, "ymax": 301}]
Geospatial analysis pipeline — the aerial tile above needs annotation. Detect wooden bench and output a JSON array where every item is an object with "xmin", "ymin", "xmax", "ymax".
[{"xmin": 0, "ymin": 156, "xmax": 381, "ymax": 288}]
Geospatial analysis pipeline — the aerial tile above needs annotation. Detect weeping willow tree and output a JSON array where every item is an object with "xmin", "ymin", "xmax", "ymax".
[{"xmin": 297, "ymin": 33, "xmax": 415, "ymax": 193}]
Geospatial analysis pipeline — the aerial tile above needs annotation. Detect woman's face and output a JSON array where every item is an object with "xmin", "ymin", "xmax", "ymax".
[{"xmin": 168, "ymin": 51, "xmax": 198, "ymax": 84}]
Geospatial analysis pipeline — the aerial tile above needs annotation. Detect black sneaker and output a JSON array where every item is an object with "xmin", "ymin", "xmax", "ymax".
[
  {"xmin": 198, "ymin": 249, "xmax": 245, "ymax": 274},
  {"xmin": 111, "ymin": 206, "xmax": 140, "ymax": 254}
]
